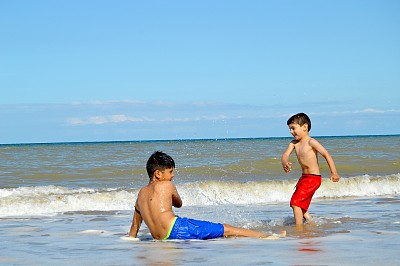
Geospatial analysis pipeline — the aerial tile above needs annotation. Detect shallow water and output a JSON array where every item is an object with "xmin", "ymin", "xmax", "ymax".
[
  {"xmin": 1, "ymin": 136, "xmax": 399, "ymax": 265},
  {"xmin": 1, "ymin": 196, "xmax": 399, "ymax": 265}
]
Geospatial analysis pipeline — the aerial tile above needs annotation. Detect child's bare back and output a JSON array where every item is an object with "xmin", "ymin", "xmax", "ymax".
[{"xmin": 134, "ymin": 180, "xmax": 181, "ymax": 240}]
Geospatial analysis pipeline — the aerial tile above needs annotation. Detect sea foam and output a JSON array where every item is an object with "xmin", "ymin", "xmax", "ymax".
[{"xmin": 1, "ymin": 174, "xmax": 399, "ymax": 217}]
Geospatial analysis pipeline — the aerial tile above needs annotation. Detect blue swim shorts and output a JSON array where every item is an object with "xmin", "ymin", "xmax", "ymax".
[{"xmin": 164, "ymin": 217, "xmax": 224, "ymax": 240}]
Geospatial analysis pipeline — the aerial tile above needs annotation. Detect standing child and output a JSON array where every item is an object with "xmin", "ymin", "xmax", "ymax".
[
  {"xmin": 129, "ymin": 151, "xmax": 285, "ymax": 240},
  {"xmin": 281, "ymin": 113, "xmax": 340, "ymax": 226}
]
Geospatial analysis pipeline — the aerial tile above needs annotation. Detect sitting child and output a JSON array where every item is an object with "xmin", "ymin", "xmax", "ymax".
[{"xmin": 129, "ymin": 151, "xmax": 285, "ymax": 240}]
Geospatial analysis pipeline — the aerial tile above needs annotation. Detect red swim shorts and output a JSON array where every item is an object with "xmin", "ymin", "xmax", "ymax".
[{"xmin": 290, "ymin": 174, "xmax": 322, "ymax": 211}]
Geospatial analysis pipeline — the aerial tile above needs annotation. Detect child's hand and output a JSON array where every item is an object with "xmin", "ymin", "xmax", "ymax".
[
  {"xmin": 330, "ymin": 173, "xmax": 340, "ymax": 182},
  {"xmin": 282, "ymin": 161, "xmax": 292, "ymax": 173}
]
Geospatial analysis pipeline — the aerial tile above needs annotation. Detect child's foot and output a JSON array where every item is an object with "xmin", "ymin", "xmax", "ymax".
[
  {"xmin": 305, "ymin": 217, "xmax": 317, "ymax": 226},
  {"xmin": 307, "ymin": 220, "xmax": 317, "ymax": 226},
  {"xmin": 262, "ymin": 230, "xmax": 286, "ymax": 240},
  {"xmin": 120, "ymin": 236, "xmax": 140, "ymax": 241},
  {"xmin": 304, "ymin": 213, "xmax": 317, "ymax": 225}
]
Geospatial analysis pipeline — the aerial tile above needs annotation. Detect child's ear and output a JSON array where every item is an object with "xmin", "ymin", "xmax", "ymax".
[
  {"xmin": 302, "ymin": 124, "xmax": 308, "ymax": 132},
  {"xmin": 154, "ymin": 170, "xmax": 163, "ymax": 179}
]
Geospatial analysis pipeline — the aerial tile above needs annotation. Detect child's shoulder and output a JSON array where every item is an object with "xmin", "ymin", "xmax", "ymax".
[
  {"xmin": 308, "ymin": 136, "xmax": 319, "ymax": 144},
  {"xmin": 154, "ymin": 180, "xmax": 176, "ymax": 190},
  {"xmin": 308, "ymin": 137, "xmax": 325, "ymax": 148}
]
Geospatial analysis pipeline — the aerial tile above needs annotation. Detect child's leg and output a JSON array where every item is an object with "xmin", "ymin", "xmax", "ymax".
[
  {"xmin": 291, "ymin": 205, "xmax": 305, "ymax": 225},
  {"xmin": 222, "ymin": 224, "xmax": 286, "ymax": 239},
  {"xmin": 303, "ymin": 211, "xmax": 317, "ymax": 225},
  {"xmin": 223, "ymin": 224, "xmax": 267, "ymax": 238},
  {"xmin": 303, "ymin": 211, "xmax": 312, "ymax": 221}
]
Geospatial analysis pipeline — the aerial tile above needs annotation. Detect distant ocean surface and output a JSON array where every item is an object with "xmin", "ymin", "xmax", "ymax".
[{"xmin": 1, "ymin": 135, "xmax": 399, "ymax": 265}]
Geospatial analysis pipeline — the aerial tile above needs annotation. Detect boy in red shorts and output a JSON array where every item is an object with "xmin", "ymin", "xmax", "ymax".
[{"xmin": 282, "ymin": 113, "xmax": 340, "ymax": 226}]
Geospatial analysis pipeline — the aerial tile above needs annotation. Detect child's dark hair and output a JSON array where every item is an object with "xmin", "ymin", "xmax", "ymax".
[
  {"xmin": 146, "ymin": 151, "xmax": 175, "ymax": 178},
  {"xmin": 287, "ymin": 113, "xmax": 311, "ymax": 132}
]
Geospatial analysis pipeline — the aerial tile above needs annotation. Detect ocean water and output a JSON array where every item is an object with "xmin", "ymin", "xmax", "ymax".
[{"xmin": 0, "ymin": 135, "xmax": 399, "ymax": 265}]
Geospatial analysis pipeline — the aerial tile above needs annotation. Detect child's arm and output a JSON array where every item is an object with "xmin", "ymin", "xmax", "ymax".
[
  {"xmin": 309, "ymin": 139, "xmax": 340, "ymax": 182},
  {"xmin": 171, "ymin": 183, "xmax": 183, "ymax": 208},
  {"xmin": 281, "ymin": 142, "xmax": 295, "ymax": 173},
  {"xmin": 129, "ymin": 203, "xmax": 143, "ymax": 238}
]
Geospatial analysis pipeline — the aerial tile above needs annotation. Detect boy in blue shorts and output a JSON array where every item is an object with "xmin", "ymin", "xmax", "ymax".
[{"xmin": 129, "ymin": 151, "xmax": 285, "ymax": 240}]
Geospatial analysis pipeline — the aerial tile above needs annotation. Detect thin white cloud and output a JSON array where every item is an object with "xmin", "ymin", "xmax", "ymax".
[
  {"xmin": 68, "ymin": 115, "xmax": 152, "ymax": 125},
  {"xmin": 163, "ymin": 115, "xmax": 229, "ymax": 122},
  {"xmin": 67, "ymin": 105, "xmax": 400, "ymax": 126},
  {"xmin": 309, "ymin": 108, "xmax": 400, "ymax": 117},
  {"xmin": 358, "ymin": 108, "xmax": 385, "ymax": 114},
  {"xmin": 68, "ymin": 114, "xmax": 231, "ymax": 125},
  {"xmin": 68, "ymin": 118, "xmax": 84, "ymax": 125},
  {"xmin": 71, "ymin": 100, "xmax": 146, "ymax": 105},
  {"xmin": 69, "ymin": 100, "xmax": 227, "ymax": 107}
]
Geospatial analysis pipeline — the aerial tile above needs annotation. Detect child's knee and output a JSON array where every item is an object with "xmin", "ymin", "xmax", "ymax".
[{"xmin": 291, "ymin": 204, "xmax": 300, "ymax": 210}]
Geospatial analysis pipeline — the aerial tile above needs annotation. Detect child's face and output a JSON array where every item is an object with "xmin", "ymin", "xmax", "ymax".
[{"xmin": 288, "ymin": 123, "xmax": 307, "ymax": 140}]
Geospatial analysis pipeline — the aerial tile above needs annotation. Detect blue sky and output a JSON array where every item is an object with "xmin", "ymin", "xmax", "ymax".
[{"xmin": 1, "ymin": 1, "xmax": 399, "ymax": 144}]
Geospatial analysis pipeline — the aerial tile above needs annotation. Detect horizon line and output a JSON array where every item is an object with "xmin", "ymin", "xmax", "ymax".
[{"xmin": 1, "ymin": 133, "xmax": 399, "ymax": 146}]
